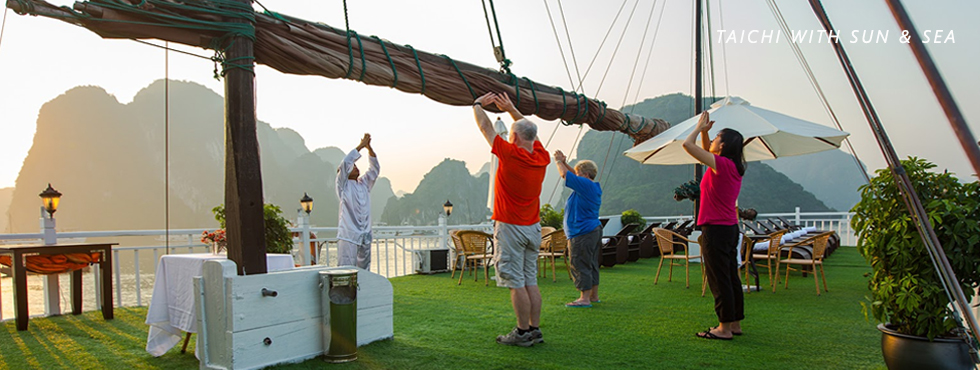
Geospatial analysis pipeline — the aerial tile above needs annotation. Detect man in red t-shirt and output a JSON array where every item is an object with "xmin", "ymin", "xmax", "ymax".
[{"xmin": 473, "ymin": 92, "xmax": 550, "ymax": 347}]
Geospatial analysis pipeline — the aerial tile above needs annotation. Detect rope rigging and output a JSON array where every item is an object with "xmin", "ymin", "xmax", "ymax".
[
  {"xmin": 0, "ymin": 7, "xmax": 8, "ymax": 53},
  {"xmin": 594, "ymin": 0, "xmax": 648, "ymax": 183},
  {"xmin": 598, "ymin": 0, "xmax": 661, "ymax": 185},
  {"xmin": 765, "ymin": 0, "xmax": 870, "ymax": 183},
  {"xmin": 481, "ymin": 0, "xmax": 512, "ymax": 74},
  {"xmin": 544, "ymin": 0, "xmax": 666, "ymax": 203},
  {"xmin": 704, "ymin": 0, "xmax": 716, "ymax": 104},
  {"xmin": 716, "ymin": 0, "xmax": 731, "ymax": 97}
]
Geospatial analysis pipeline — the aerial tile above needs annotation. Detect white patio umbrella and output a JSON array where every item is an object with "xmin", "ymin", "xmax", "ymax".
[{"xmin": 624, "ymin": 97, "xmax": 850, "ymax": 164}]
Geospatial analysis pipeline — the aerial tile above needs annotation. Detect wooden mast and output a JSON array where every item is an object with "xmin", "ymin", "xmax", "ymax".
[{"xmin": 222, "ymin": 0, "xmax": 267, "ymax": 275}]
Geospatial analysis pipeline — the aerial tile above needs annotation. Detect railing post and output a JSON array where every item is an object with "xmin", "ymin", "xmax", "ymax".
[
  {"xmin": 297, "ymin": 210, "xmax": 312, "ymax": 265},
  {"xmin": 795, "ymin": 207, "xmax": 801, "ymax": 226},
  {"xmin": 93, "ymin": 264, "xmax": 101, "ymax": 309},
  {"xmin": 439, "ymin": 214, "xmax": 448, "ymax": 250},
  {"xmin": 41, "ymin": 209, "xmax": 61, "ymax": 316}
]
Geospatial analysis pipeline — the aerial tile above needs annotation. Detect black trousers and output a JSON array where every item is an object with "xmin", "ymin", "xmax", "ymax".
[{"xmin": 701, "ymin": 224, "xmax": 744, "ymax": 323}]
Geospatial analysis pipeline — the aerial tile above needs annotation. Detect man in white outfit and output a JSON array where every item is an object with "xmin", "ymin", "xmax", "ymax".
[{"xmin": 336, "ymin": 133, "xmax": 380, "ymax": 269}]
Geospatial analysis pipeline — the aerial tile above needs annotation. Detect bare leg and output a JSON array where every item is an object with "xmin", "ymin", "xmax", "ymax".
[
  {"xmin": 510, "ymin": 287, "xmax": 530, "ymax": 330},
  {"xmin": 527, "ymin": 285, "xmax": 542, "ymax": 328},
  {"xmin": 589, "ymin": 285, "xmax": 599, "ymax": 302}
]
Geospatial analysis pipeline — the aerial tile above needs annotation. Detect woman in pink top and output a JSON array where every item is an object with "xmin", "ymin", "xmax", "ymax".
[{"xmin": 682, "ymin": 111, "xmax": 746, "ymax": 341}]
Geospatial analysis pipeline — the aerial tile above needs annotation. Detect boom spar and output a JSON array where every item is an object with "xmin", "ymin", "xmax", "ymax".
[{"xmin": 6, "ymin": 0, "xmax": 670, "ymax": 143}]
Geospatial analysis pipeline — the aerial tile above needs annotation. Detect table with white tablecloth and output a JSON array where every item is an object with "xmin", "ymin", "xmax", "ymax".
[{"xmin": 144, "ymin": 253, "xmax": 294, "ymax": 356}]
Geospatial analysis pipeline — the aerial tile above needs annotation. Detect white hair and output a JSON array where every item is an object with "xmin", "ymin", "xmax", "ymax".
[{"xmin": 512, "ymin": 119, "xmax": 537, "ymax": 141}]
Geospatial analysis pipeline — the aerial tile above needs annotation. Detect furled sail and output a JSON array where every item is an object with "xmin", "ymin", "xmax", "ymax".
[{"xmin": 7, "ymin": 0, "xmax": 670, "ymax": 143}]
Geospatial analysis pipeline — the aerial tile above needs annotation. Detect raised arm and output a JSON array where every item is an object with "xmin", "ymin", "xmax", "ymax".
[
  {"xmin": 473, "ymin": 92, "xmax": 499, "ymax": 146},
  {"xmin": 493, "ymin": 93, "xmax": 541, "ymax": 142},
  {"xmin": 493, "ymin": 92, "xmax": 524, "ymax": 122},
  {"xmin": 336, "ymin": 134, "xmax": 371, "ymax": 196},
  {"xmin": 700, "ymin": 128, "xmax": 710, "ymax": 151},
  {"xmin": 554, "ymin": 150, "xmax": 574, "ymax": 178},
  {"xmin": 363, "ymin": 142, "xmax": 380, "ymax": 189},
  {"xmin": 682, "ymin": 112, "xmax": 717, "ymax": 170}
]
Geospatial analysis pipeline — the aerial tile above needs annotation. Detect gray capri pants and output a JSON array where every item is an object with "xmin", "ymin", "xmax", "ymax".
[
  {"xmin": 568, "ymin": 226, "xmax": 602, "ymax": 291},
  {"xmin": 493, "ymin": 221, "xmax": 542, "ymax": 288}
]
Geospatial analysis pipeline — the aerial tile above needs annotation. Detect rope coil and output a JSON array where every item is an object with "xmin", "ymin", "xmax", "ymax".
[
  {"xmin": 508, "ymin": 73, "xmax": 521, "ymax": 109},
  {"xmin": 522, "ymin": 77, "xmax": 539, "ymax": 114},
  {"xmin": 571, "ymin": 91, "xmax": 589, "ymax": 122},
  {"xmin": 619, "ymin": 114, "xmax": 631, "ymax": 131},
  {"xmin": 557, "ymin": 86, "xmax": 568, "ymax": 120},
  {"xmin": 371, "ymin": 35, "xmax": 398, "ymax": 88},
  {"xmin": 595, "ymin": 101, "xmax": 608, "ymax": 126},
  {"xmin": 444, "ymin": 55, "xmax": 476, "ymax": 99},
  {"xmin": 343, "ymin": 30, "xmax": 366, "ymax": 81},
  {"xmin": 407, "ymin": 45, "xmax": 426, "ymax": 95}
]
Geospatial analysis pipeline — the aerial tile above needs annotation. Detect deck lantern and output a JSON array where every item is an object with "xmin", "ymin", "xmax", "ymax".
[
  {"xmin": 300, "ymin": 192, "xmax": 314, "ymax": 215},
  {"xmin": 39, "ymin": 183, "xmax": 62, "ymax": 218},
  {"xmin": 443, "ymin": 200, "xmax": 453, "ymax": 217}
]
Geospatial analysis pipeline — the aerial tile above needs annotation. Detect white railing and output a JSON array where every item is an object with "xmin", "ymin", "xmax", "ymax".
[
  {"xmin": 600, "ymin": 208, "xmax": 857, "ymax": 246},
  {"xmin": 0, "ymin": 208, "xmax": 846, "ymax": 321},
  {"xmin": 0, "ymin": 221, "xmax": 493, "ymax": 320}
]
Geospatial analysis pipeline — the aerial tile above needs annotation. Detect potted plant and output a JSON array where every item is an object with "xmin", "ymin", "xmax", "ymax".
[
  {"xmin": 211, "ymin": 203, "xmax": 295, "ymax": 254},
  {"xmin": 851, "ymin": 157, "xmax": 980, "ymax": 370},
  {"xmin": 539, "ymin": 203, "xmax": 565, "ymax": 230},
  {"xmin": 620, "ymin": 209, "xmax": 646, "ymax": 232}
]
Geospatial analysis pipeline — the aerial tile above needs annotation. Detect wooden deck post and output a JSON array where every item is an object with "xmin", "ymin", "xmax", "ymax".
[{"xmin": 223, "ymin": 0, "xmax": 267, "ymax": 275}]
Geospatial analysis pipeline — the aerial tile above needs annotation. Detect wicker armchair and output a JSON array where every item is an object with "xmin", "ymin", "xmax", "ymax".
[
  {"xmin": 450, "ymin": 230, "xmax": 494, "ymax": 286},
  {"xmin": 653, "ymin": 228, "xmax": 704, "ymax": 291},
  {"xmin": 539, "ymin": 229, "xmax": 571, "ymax": 282},
  {"xmin": 749, "ymin": 229, "xmax": 788, "ymax": 291},
  {"xmin": 774, "ymin": 231, "xmax": 836, "ymax": 295}
]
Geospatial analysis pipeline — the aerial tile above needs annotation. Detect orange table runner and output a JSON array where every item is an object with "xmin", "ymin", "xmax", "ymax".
[{"xmin": 0, "ymin": 252, "xmax": 102, "ymax": 274}]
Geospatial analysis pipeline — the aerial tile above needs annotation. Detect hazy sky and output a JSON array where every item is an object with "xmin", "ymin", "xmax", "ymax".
[{"xmin": 1, "ymin": 0, "xmax": 977, "ymax": 196}]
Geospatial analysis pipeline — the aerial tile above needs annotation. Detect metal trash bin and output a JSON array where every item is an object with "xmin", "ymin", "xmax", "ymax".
[{"xmin": 319, "ymin": 269, "xmax": 359, "ymax": 363}]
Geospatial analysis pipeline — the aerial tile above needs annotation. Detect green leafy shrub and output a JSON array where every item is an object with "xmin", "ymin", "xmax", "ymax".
[
  {"xmin": 540, "ymin": 204, "xmax": 564, "ymax": 230},
  {"xmin": 852, "ymin": 157, "xmax": 980, "ymax": 339},
  {"xmin": 620, "ymin": 209, "xmax": 646, "ymax": 231},
  {"xmin": 212, "ymin": 204, "xmax": 294, "ymax": 254},
  {"xmin": 673, "ymin": 179, "xmax": 700, "ymax": 202}
]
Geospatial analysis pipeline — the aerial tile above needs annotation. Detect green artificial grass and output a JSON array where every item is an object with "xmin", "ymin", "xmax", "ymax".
[{"xmin": 1, "ymin": 248, "xmax": 884, "ymax": 369}]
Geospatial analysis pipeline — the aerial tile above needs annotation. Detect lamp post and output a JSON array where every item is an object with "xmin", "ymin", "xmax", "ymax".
[
  {"xmin": 439, "ymin": 200, "xmax": 452, "ymax": 253},
  {"xmin": 38, "ymin": 184, "xmax": 61, "ymax": 245},
  {"xmin": 38, "ymin": 183, "xmax": 62, "ymax": 315},
  {"xmin": 443, "ymin": 200, "xmax": 453, "ymax": 217},
  {"xmin": 300, "ymin": 192, "xmax": 314, "ymax": 215},
  {"xmin": 299, "ymin": 192, "xmax": 315, "ymax": 265},
  {"xmin": 39, "ymin": 183, "xmax": 62, "ymax": 219}
]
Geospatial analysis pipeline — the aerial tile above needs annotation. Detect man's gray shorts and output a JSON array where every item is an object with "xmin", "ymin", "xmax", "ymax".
[{"xmin": 493, "ymin": 221, "xmax": 542, "ymax": 288}]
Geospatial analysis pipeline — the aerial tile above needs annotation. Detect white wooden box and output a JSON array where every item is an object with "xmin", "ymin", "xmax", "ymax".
[{"xmin": 193, "ymin": 260, "xmax": 393, "ymax": 369}]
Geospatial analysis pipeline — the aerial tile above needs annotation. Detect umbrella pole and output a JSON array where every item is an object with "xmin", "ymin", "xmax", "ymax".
[{"xmin": 693, "ymin": 0, "xmax": 704, "ymax": 226}]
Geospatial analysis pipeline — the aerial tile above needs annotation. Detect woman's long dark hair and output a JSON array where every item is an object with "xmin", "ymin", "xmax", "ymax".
[{"xmin": 718, "ymin": 128, "xmax": 746, "ymax": 176}]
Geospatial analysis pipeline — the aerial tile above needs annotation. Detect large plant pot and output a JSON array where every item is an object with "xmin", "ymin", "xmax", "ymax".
[{"xmin": 878, "ymin": 324, "xmax": 974, "ymax": 370}]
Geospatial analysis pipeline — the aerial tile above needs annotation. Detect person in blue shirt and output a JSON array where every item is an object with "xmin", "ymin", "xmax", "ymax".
[{"xmin": 554, "ymin": 150, "xmax": 602, "ymax": 308}]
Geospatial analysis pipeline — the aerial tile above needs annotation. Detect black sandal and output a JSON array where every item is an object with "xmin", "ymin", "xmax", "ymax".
[{"xmin": 696, "ymin": 329, "xmax": 733, "ymax": 340}]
